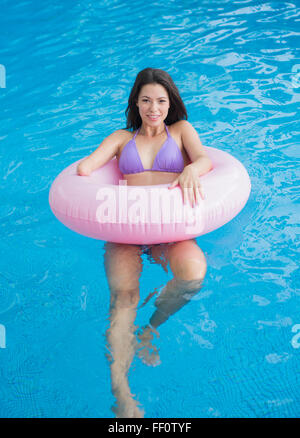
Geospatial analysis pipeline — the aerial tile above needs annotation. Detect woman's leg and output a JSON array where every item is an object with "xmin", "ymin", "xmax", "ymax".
[
  {"xmin": 148, "ymin": 239, "xmax": 207, "ymax": 281},
  {"xmin": 104, "ymin": 242, "xmax": 144, "ymax": 418},
  {"xmin": 104, "ymin": 242, "xmax": 143, "ymax": 308},
  {"xmin": 165, "ymin": 238, "xmax": 207, "ymax": 282},
  {"xmin": 151, "ymin": 239, "xmax": 207, "ymax": 326},
  {"xmin": 137, "ymin": 239, "xmax": 207, "ymax": 365}
]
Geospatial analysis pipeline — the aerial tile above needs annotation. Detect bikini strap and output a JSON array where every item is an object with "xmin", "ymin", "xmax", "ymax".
[
  {"xmin": 133, "ymin": 127, "xmax": 141, "ymax": 139},
  {"xmin": 164, "ymin": 123, "xmax": 170, "ymax": 137}
]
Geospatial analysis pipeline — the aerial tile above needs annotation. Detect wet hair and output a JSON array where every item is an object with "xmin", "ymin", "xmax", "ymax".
[{"xmin": 125, "ymin": 68, "xmax": 188, "ymax": 130}]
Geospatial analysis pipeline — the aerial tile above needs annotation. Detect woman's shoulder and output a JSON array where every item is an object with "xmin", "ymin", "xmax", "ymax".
[
  {"xmin": 168, "ymin": 120, "xmax": 193, "ymax": 136},
  {"xmin": 108, "ymin": 129, "xmax": 136, "ymax": 156},
  {"xmin": 108, "ymin": 128, "xmax": 134, "ymax": 144},
  {"xmin": 113, "ymin": 128, "xmax": 132, "ymax": 137},
  {"xmin": 169, "ymin": 120, "xmax": 192, "ymax": 129}
]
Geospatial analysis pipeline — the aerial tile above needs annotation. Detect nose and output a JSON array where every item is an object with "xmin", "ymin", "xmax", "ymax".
[{"xmin": 149, "ymin": 101, "xmax": 159, "ymax": 112}]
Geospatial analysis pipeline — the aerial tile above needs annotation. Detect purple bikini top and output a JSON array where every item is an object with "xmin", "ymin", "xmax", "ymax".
[{"xmin": 118, "ymin": 123, "xmax": 185, "ymax": 175}]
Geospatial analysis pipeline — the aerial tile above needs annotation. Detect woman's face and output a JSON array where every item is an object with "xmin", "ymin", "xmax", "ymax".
[{"xmin": 136, "ymin": 83, "xmax": 170, "ymax": 126}]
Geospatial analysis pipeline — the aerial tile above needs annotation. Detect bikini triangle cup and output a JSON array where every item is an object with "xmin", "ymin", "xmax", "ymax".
[{"xmin": 118, "ymin": 123, "xmax": 185, "ymax": 174}]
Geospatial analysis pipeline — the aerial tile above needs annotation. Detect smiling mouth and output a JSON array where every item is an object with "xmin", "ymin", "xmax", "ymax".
[{"xmin": 147, "ymin": 115, "xmax": 160, "ymax": 119}]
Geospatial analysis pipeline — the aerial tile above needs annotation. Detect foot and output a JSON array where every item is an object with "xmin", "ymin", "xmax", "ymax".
[
  {"xmin": 136, "ymin": 325, "xmax": 161, "ymax": 367},
  {"xmin": 112, "ymin": 398, "xmax": 144, "ymax": 418}
]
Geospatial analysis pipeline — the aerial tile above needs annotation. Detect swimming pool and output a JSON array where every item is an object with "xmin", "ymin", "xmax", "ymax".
[{"xmin": 0, "ymin": 0, "xmax": 299, "ymax": 418}]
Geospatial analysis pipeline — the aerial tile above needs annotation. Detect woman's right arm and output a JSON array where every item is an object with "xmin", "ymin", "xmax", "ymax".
[{"xmin": 77, "ymin": 129, "xmax": 126, "ymax": 176}]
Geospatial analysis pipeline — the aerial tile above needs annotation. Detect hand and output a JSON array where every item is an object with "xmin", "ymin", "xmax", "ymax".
[
  {"xmin": 77, "ymin": 158, "xmax": 92, "ymax": 176},
  {"xmin": 168, "ymin": 164, "xmax": 205, "ymax": 207}
]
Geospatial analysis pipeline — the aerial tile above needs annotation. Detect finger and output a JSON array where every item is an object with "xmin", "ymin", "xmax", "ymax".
[
  {"xmin": 169, "ymin": 178, "xmax": 179, "ymax": 189},
  {"xmin": 198, "ymin": 184, "xmax": 205, "ymax": 200},
  {"xmin": 195, "ymin": 186, "xmax": 201, "ymax": 205},
  {"xmin": 189, "ymin": 187, "xmax": 195, "ymax": 207},
  {"xmin": 196, "ymin": 185, "xmax": 205, "ymax": 202},
  {"xmin": 185, "ymin": 187, "xmax": 194, "ymax": 206},
  {"xmin": 183, "ymin": 187, "xmax": 189, "ymax": 205}
]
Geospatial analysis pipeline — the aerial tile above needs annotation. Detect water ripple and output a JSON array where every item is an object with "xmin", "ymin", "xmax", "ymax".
[{"xmin": 0, "ymin": 0, "xmax": 299, "ymax": 419}]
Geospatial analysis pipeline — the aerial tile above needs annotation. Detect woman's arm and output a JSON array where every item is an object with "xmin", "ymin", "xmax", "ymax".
[
  {"xmin": 77, "ymin": 129, "xmax": 126, "ymax": 176},
  {"xmin": 180, "ymin": 120, "xmax": 213, "ymax": 175},
  {"xmin": 169, "ymin": 121, "xmax": 213, "ymax": 205}
]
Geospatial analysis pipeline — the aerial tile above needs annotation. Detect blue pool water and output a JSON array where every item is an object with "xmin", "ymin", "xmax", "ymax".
[{"xmin": 0, "ymin": 0, "xmax": 299, "ymax": 418}]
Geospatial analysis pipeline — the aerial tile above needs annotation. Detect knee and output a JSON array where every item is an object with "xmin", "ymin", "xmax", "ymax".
[
  {"xmin": 107, "ymin": 273, "xmax": 139, "ymax": 293},
  {"xmin": 171, "ymin": 257, "xmax": 207, "ymax": 282},
  {"xmin": 111, "ymin": 287, "xmax": 140, "ymax": 308}
]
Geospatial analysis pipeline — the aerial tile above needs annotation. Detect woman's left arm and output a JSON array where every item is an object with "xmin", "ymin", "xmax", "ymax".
[{"xmin": 169, "ymin": 121, "xmax": 213, "ymax": 206}]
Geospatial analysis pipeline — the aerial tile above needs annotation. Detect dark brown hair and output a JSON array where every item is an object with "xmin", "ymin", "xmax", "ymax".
[{"xmin": 125, "ymin": 68, "xmax": 188, "ymax": 130}]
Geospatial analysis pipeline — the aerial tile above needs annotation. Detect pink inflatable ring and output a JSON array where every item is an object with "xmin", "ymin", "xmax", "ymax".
[{"xmin": 49, "ymin": 147, "xmax": 251, "ymax": 244}]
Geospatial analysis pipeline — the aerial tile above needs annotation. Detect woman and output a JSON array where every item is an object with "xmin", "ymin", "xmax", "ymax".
[
  {"xmin": 77, "ymin": 67, "xmax": 212, "ymax": 285},
  {"xmin": 77, "ymin": 68, "xmax": 212, "ymax": 417}
]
